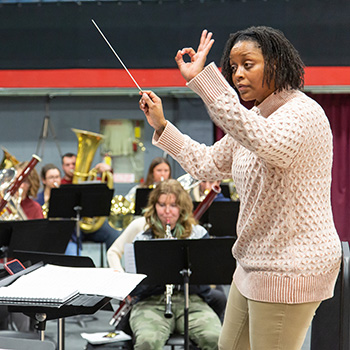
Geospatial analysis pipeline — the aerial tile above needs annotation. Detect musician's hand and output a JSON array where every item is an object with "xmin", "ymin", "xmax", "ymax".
[
  {"xmin": 175, "ymin": 29, "xmax": 215, "ymax": 82},
  {"xmin": 94, "ymin": 162, "xmax": 112, "ymax": 173},
  {"xmin": 139, "ymin": 91, "xmax": 167, "ymax": 136}
]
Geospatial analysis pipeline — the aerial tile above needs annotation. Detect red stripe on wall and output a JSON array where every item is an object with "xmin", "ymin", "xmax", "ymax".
[
  {"xmin": 0, "ymin": 67, "xmax": 349, "ymax": 88},
  {"xmin": 0, "ymin": 69, "xmax": 185, "ymax": 88},
  {"xmin": 304, "ymin": 67, "xmax": 350, "ymax": 86}
]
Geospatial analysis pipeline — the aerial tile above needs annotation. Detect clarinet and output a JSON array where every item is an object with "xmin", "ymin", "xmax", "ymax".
[{"xmin": 164, "ymin": 219, "xmax": 174, "ymax": 318}]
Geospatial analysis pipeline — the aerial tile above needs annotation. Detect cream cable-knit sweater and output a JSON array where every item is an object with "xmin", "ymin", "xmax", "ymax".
[{"xmin": 153, "ymin": 62, "xmax": 341, "ymax": 304}]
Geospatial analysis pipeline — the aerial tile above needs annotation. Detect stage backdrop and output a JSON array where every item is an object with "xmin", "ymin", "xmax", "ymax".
[{"xmin": 0, "ymin": 0, "xmax": 349, "ymax": 88}]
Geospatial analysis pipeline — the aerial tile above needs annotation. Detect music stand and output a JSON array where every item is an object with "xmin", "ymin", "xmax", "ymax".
[
  {"xmin": 0, "ymin": 222, "xmax": 11, "ymax": 260},
  {"xmin": 134, "ymin": 237, "xmax": 236, "ymax": 350},
  {"xmin": 6, "ymin": 251, "xmax": 111, "ymax": 350},
  {"xmin": 193, "ymin": 201, "xmax": 240, "ymax": 237},
  {"xmin": 0, "ymin": 219, "xmax": 75, "ymax": 259},
  {"xmin": 134, "ymin": 188, "xmax": 152, "ymax": 216},
  {"xmin": 9, "ymin": 219, "xmax": 75, "ymax": 256},
  {"xmin": 48, "ymin": 184, "xmax": 114, "ymax": 256}
]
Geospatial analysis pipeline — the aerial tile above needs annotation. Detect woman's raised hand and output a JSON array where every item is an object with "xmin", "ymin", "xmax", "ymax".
[
  {"xmin": 139, "ymin": 91, "xmax": 167, "ymax": 136},
  {"xmin": 175, "ymin": 29, "xmax": 214, "ymax": 82}
]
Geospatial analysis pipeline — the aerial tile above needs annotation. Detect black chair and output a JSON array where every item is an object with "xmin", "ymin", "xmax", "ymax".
[{"xmin": 166, "ymin": 334, "xmax": 199, "ymax": 349}]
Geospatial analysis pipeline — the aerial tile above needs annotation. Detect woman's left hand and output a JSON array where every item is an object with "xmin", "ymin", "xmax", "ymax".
[{"xmin": 175, "ymin": 29, "xmax": 214, "ymax": 82}]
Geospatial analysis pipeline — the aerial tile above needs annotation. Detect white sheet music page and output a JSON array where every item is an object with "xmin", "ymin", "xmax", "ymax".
[
  {"xmin": 0, "ymin": 264, "xmax": 146, "ymax": 302},
  {"xmin": 0, "ymin": 265, "xmax": 79, "ymax": 303},
  {"xmin": 124, "ymin": 243, "xmax": 136, "ymax": 274}
]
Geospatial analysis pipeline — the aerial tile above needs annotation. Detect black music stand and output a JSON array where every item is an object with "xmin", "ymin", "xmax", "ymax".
[
  {"xmin": 134, "ymin": 188, "xmax": 152, "ymax": 216},
  {"xmin": 48, "ymin": 184, "xmax": 114, "ymax": 256},
  {"xmin": 0, "ymin": 223, "xmax": 11, "ymax": 260},
  {"xmin": 193, "ymin": 201, "xmax": 240, "ymax": 238},
  {"xmin": 0, "ymin": 219, "xmax": 75, "ymax": 260},
  {"xmin": 5, "ymin": 251, "xmax": 111, "ymax": 350},
  {"xmin": 134, "ymin": 237, "xmax": 236, "ymax": 350}
]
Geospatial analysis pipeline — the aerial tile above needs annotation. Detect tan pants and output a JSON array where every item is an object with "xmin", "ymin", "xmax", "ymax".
[{"xmin": 219, "ymin": 282, "xmax": 321, "ymax": 350}]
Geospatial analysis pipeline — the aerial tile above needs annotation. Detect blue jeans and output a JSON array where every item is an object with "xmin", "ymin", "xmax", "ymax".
[
  {"xmin": 65, "ymin": 241, "xmax": 82, "ymax": 256},
  {"xmin": 82, "ymin": 219, "xmax": 121, "ymax": 250}
]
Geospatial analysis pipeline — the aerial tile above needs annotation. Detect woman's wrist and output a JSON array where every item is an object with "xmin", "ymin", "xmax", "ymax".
[{"xmin": 156, "ymin": 121, "xmax": 167, "ymax": 137}]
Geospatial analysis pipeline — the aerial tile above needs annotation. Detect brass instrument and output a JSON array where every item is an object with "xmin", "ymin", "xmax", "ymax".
[
  {"xmin": 222, "ymin": 178, "xmax": 240, "ymax": 201},
  {"xmin": 108, "ymin": 195, "xmax": 135, "ymax": 232},
  {"xmin": 41, "ymin": 181, "xmax": 59, "ymax": 219},
  {"xmin": 0, "ymin": 154, "xmax": 41, "ymax": 220},
  {"xmin": 0, "ymin": 168, "xmax": 26, "ymax": 220},
  {"xmin": 0, "ymin": 149, "xmax": 22, "ymax": 219},
  {"xmin": 0, "ymin": 147, "xmax": 19, "ymax": 170},
  {"xmin": 177, "ymin": 173, "xmax": 201, "ymax": 192},
  {"xmin": 71, "ymin": 128, "xmax": 114, "ymax": 234}
]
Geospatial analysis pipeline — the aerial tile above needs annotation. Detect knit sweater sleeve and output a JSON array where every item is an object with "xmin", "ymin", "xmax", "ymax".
[
  {"xmin": 153, "ymin": 121, "xmax": 237, "ymax": 180},
  {"xmin": 187, "ymin": 62, "xmax": 309, "ymax": 169}
]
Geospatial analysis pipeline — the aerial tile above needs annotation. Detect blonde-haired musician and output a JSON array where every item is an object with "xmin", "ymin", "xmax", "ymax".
[{"xmin": 128, "ymin": 179, "xmax": 222, "ymax": 350}]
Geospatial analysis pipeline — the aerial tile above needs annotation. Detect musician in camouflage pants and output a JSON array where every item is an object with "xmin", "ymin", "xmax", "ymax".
[
  {"xmin": 130, "ymin": 293, "xmax": 221, "ymax": 350},
  {"xmin": 129, "ymin": 180, "xmax": 222, "ymax": 350}
]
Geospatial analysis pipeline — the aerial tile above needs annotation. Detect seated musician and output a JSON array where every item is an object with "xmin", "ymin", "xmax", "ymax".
[
  {"xmin": 1, "ymin": 162, "xmax": 44, "ymax": 332},
  {"xmin": 191, "ymin": 180, "xmax": 231, "ymax": 202},
  {"xmin": 14, "ymin": 161, "xmax": 44, "ymax": 220},
  {"xmin": 127, "ymin": 179, "xmax": 222, "ymax": 350},
  {"xmin": 107, "ymin": 156, "xmax": 173, "ymax": 270},
  {"xmin": 36, "ymin": 163, "xmax": 61, "ymax": 207},
  {"xmin": 124, "ymin": 156, "xmax": 172, "ymax": 203}
]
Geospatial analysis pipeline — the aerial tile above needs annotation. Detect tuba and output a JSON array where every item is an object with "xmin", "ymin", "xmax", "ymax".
[{"xmin": 71, "ymin": 128, "xmax": 114, "ymax": 234}]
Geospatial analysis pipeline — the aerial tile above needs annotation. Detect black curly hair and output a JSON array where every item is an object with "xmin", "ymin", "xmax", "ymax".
[{"xmin": 220, "ymin": 26, "xmax": 305, "ymax": 92}]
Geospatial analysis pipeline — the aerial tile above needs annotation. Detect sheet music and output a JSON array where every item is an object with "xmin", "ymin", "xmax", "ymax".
[
  {"xmin": 124, "ymin": 243, "xmax": 136, "ymax": 274},
  {"xmin": 0, "ymin": 264, "xmax": 146, "ymax": 303},
  {"xmin": 0, "ymin": 265, "xmax": 79, "ymax": 303}
]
